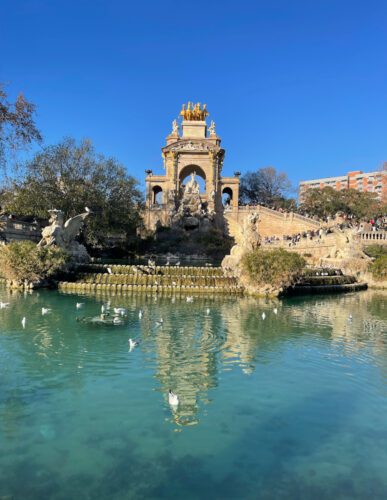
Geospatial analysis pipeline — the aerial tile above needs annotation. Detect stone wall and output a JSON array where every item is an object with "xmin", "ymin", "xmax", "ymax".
[{"xmin": 1, "ymin": 219, "xmax": 42, "ymax": 243}]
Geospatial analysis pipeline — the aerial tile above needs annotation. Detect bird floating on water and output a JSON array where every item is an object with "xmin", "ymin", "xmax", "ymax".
[
  {"xmin": 41, "ymin": 307, "xmax": 51, "ymax": 315},
  {"xmin": 138, "ymin": 310, "xmax": 143, "ymax": 319},
  {"xmin": 186, "ymin": 296, "xmax": 193, "ymax": 303},
  {"xmin": 21, "ymin": 317, "xmax": 26, "ymax": 329},
  {"xmin": 128, "ymin": 338, "xmax": 140, "ymax": 350},
  {"xmin": 348, "ymin": 314, "xmax": 353, "ymax": 321},
  {"xmin": 76, "ymin": 302, "xmax": 84, "ymax": 309},
  {"xmin": 0, "ymin": 302, "xmax": 10, "ymax": 309},
  {"xmin": 273, "ymin": 308, "xmax": 278, "ymax": 315},
  {"xmin": 206, "ymin": 308, "xmax": 210, "ymax": 315},
  {"xmin": 168, "ymin": 390, "xmax": 179, "ymax": 406},
  {"xmin": 156, "ymin": 318, "xmax": 164, "ymax": 326},
  {"xmin": 261, "ymin": 312, "xmax": 266, "ymax": 320},
  {"xmin": 114, "ymin": 307, "xmax": 127, "ymax": 316}
]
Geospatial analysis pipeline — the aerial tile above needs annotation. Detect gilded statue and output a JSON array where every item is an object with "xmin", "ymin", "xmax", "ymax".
[{"xmin": 180, "ymin": 102, "xmax": 209, "ymax": 121}]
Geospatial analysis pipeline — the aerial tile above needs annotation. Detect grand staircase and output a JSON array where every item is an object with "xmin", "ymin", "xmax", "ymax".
[{"xmin": 58, "ymin": 264, "xmax": 243, "ymax": 295}]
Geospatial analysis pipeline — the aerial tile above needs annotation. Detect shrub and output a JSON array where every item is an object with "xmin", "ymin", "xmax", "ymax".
[
  {"xmin": 364, "ymin": 245, "xmax": 387, "ymax": 259},
  {"xmin": 369, "ymin": 255, "xmax": 387, "ymax": 282},
  {"xmin": 242, "ymin": 248, "xmax": 306, "ymax": 288},
  {"xmin": 0, "ymin": 241, "xmax": 69, "ymax": 285}
]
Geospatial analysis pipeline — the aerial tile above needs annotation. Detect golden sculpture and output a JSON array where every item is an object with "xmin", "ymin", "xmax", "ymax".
[{"xmin": 180, "ymin": 102, "xmax": 209, "ymax": 121}]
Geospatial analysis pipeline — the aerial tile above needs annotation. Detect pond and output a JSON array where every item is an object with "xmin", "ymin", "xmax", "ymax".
[{"xmin": 0, "ymin": 288, "xmax": 386, "ymax": 499}]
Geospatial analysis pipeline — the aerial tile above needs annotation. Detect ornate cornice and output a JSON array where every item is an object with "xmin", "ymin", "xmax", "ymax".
[{"xmin": 162, "ymin": 139, "xmax": 223, "ymax": 155}]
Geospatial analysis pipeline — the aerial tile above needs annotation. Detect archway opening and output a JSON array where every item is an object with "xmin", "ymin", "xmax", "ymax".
[
  {"xmin": 179, "ymin": 165, "xmax": 206, "ymax": 194},
  {"xmin": 152, "ymin": 185, "xmax": 163, "ymax": 205},
  {"xmin": 222, "ymin": 187, "xmax": 233, "ymax": 207}
]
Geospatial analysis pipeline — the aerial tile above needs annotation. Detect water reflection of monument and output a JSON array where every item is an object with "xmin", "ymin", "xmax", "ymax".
[{"xmin": 151, "ymin": 308, "xmax": 219, "ymax": 426}]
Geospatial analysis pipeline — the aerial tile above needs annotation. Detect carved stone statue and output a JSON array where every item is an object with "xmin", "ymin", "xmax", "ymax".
[
  {"xmin": 208, "ymin": 120, "xmax": 216, "ymax": 136},
  {"xmin": 222, "ymin": 212, "xmax": 261, "ymax": 275},
  {"xmin": 171, "ymin": 119, "xmax": 178, "ymax": 134},
  {"xmin": 185, "ymin": 172, "xmax": 200, "ymax": 195},
  {"xmin": 38, "ymin": 209, "xmax": 91, "ymax": 262}
]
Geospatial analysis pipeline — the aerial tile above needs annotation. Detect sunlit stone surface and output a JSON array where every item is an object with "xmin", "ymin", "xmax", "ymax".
[{"xmin": 0, "ymin": 288, "xmax": 386, "ymax": 499}]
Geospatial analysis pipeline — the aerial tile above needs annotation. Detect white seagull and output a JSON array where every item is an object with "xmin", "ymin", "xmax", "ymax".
[
  {"xmin": 41, "ymin": 307, "xmax": 51, "ymax": 315},
  {"xmin": 0, "ymin": 302, "xmax": 10, "ymax": 309},
  {"xmin": 156, "ymin": 318, "xmax": 164, "ymax": 327},
  {"xmin": 114, "ymin": 307, "xmax": 127, "ymax": 316},
  {"xmin": 186, "ymin": 296, "xmax": 194, "ymax": 303},
  {"xmin": 206, "ymin": 308, "xmax": 210, "ymax": 315},
  {"xmin": 76, "ymin": 302, "xmax": 84, "ymax": 309},
  {"xmin": 273, "ymin": 308, "xmax": 278, "ymax": 315},
  {"xmin": 138, "ymin": 310, "xmax": 143, "ymax": 319},
  {"xmin": 128, "ymin": 338, "xmax": 140, "ymax": 350},
  {"xmin": 261, "ymin": 312, "xmax": 266, "ymax": 320},
  {"xmin": 168, "ymin": 390, "xmax": 179, "ymax": 406},
  {"xmin": 21, "ymin": 317, "xmax": 26, "ymax": 329}
]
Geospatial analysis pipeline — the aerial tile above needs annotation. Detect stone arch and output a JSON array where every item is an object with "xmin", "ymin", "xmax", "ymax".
[
  {"xmin": 179, "ymin": 164, "xmax": 206, "ymax": 193},
  {"xmin": 152, "ymin": 185, "xmax": 163, "ymax": 205},
  {"xmin": 222, "ymin": 187, "xmax": 233, "ymax": 207}
]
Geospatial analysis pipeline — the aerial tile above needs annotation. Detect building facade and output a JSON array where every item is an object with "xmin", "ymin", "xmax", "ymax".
[{"xmin": 299, "ymin": 166, "xmax": 387, "ymax": 203}]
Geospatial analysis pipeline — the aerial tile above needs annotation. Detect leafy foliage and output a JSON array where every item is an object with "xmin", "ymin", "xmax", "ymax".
[
  {"xmin": 0, "ymin": 83, "xmax": 42, "ymax": 173},
  {"xmin": 368, "ymin": 255, "xmax": 387, "ymax": 281},
  {"xmin": 1, "ymin": 138, "xmax": 143, "ymax": 251},
  {"xmin": 300, "ymin": 186, "xmax": 385, "ymax": 220},
  {"xmin": 364, "ymin": 245, "xmax": 387, "ymax": 259},
  {"xmin": 242, "ymin": 248, "xmax": 306, "ymax": 287},
  {"xmin": 0, "ymin": 241, "xmax": 68, "ymax": 284},
  {"xmin": 239, "ymin": 167, "xmax": 292, "ymax": 206}
]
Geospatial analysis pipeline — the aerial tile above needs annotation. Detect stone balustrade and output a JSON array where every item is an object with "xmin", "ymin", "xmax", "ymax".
[{"xmin": 359, "ymin": 231, "xmax": 387, "ymax": 244}]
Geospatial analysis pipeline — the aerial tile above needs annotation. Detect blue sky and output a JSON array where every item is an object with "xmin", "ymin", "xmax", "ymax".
[{"xmin": 2, "ymin": 0, "xmax": 387, "ymax": 193}]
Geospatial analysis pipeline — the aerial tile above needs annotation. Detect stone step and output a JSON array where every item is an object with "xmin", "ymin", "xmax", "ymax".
[
  {"xmin": 77, "ymin": 264, "xmax": 225, "ymax": 277},
  {"xmin": 58, "ymin": 281, "xmax": 244, "ymax": 294},
  {"xmin": 73, "ymin": 273, "xmax": 238, "ymax": 287}
]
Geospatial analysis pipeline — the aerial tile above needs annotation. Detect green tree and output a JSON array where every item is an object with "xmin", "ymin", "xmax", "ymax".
[
  {"xmin": 0, "ymin": 83, "xmax": 42, "ymax": 173},
  {"xmin": 2, "ymin": 138, "xmax": 143, "ymax": 251},
  {"xmin": 300, "ymin": 186, "xmax": 385, "ymax": 220},
  {"xmin": 339, "ymin": 189, "xmax": 382, "ymax": 220},
  {"xmin": 239, "ymin": 167, "xmax": 292, "ymax": 206},
  {"xmin": 300, "ymin": 186, "xmax": 342, "ymax": 218}
]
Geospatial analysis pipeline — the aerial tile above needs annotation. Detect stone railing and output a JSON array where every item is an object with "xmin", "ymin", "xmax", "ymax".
[
  {"xmin": 236, "ymin": 205, "xmax": 320, "ymax": 226},
  {"xmin": 359, "ymin": 231, "xmax": 387, "ymax": 244}
]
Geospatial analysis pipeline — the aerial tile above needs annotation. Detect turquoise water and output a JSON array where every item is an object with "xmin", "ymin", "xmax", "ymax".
[{"xmin": 0, "ymin": 288, "xmax": 386, "ymax": 500}]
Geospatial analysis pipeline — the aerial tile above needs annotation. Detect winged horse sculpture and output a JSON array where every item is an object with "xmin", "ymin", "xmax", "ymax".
[{"xmin": 38, "ymin": 209, "xmax": 92, "ymax": 261}]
